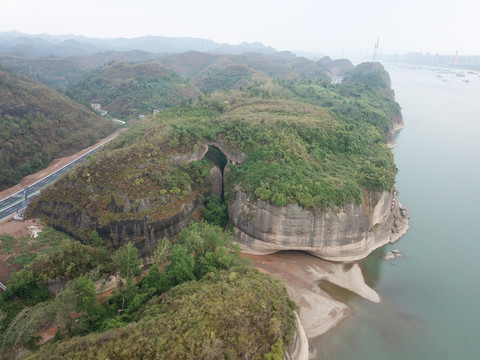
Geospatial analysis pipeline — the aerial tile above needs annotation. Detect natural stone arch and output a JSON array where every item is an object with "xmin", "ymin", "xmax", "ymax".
[
  {"xmin": 204, "ymin": 145, "xmax": 228, "ymax": 172},
  {"xmin": 204, "ymin": 142, "xmax": 245, "ymax": 165},
  {"xmin": 170, "ymin": 142, "xmax": 245, "ymax": 166}
]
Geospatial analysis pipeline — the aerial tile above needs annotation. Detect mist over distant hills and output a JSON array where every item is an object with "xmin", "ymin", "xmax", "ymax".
[{"xmin": 0, "ymin": 31, "xmax": 277, "ymax": 58}]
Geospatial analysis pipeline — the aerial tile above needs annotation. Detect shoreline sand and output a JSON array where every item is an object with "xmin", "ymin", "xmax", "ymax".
[{"xmin": 243, "ymin": 251, "xmax": 380, "ymax": 356}]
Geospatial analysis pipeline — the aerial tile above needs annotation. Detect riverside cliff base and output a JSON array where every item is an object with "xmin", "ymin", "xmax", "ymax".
[
  {"xmin": 244, "ymin": 251, "xmax": 382, "ymax": 358},
  {"xmin": 232, "ymin": 191, "xmax": 409, "ymax": 262}
]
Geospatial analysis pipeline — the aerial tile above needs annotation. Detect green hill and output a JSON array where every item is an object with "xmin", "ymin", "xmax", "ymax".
[
  {"xmin": 23, "ymin": 266, "xmax": 295, "ymax": 360},
  {"xmin": 194, "ymin": 64, "xmax": 255, "ymax": 93},
  {"xmin": 0, "ymin": 66, "xmax": 116, "ymax": 191},
  {"xmin": 343, "ymin": 62, "xmax": 394, "ymax": 98},
  {"xmin": 66, "ymin": 62, "xmax": 202, "ymax": 118},
  {"xmin": 28, "ymin": 64, "xmax": 400, "ymax": 242}
]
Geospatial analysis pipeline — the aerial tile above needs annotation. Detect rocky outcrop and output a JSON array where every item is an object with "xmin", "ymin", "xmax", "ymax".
[
  {"xmin": 32, "ymin": 197, "xmax": 201, "ymax": 255},
  {"xmin": 229, "ymin": 191, "xmax": 409, "ymax": 261}
]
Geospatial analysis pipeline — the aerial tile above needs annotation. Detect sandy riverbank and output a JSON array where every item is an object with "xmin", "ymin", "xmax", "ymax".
[{"xmin": 243, "ymin": 251, "xmax": 380, "ymax": 356}]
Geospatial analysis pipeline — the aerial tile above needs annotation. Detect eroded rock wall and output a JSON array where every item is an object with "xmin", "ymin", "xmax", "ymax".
[
  {"xmin": 32, "ymin": 197, "xmax": 201, "ymax": 255},
  {"xmin": 229, "ymin": 191, "xmax": 409, "ymax": 261}
]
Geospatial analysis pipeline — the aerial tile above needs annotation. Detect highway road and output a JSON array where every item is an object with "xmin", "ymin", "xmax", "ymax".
[{"xmin": 0, "ymin": 140, "xmax": 112, "ymax": 222}]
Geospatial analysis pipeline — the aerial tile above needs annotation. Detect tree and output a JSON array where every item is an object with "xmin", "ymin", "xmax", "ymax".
[
  {"xmin": 203, "ymin": 195, "xmax": 229, "ymax": 227},
  {"xmin": 0, "ymin": 302, "xmax": 55, "ymax": 358},
  {"xmin": 167, "ymin": 244, "xmax": 195, "ymax": 286},
  {"xmin": 89, "ymin": 230, "xmax": 104, "ymax": 247},
  {"xmin": 141, "ymin": 265, "xmax": 168, "ymax": 294},
  {"xmin": 54, "ymin": 275, "xmax": 96, "ymax": 337},
  {"xmin": 153, "ymin": 238, "xmax": 171, "ymax": 266},
  {"xmin": 112, "ymin": 242, "xmax": 142, "ymax": 284},
  {"xmin": 180, "ymin": 221, "xmax": 239, "ymax": 279},
  {"xmin": 4, "ymin": 269, "xmax": 38, "ymax": 300}
]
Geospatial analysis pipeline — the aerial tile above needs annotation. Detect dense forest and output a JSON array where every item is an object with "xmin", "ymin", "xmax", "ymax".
[{"xmin": 0, "ymin": 66, "xmax": 116, "ymax": 191}]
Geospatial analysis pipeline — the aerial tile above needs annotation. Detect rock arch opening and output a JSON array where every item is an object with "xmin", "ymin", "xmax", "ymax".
[
  {"xmin": 204, "ymin": 145, "xmax": 228, "ymax": 174},
  {"xmin": 204, "ymin": 145, "xmax": 228, "ymax": 200},
  {"xmin": 203, "ymin": 146, "xmax": 230, "ymax": 227}
]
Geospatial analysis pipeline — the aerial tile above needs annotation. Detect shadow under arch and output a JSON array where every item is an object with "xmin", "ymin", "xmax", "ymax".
[{"xmin": 204, "ymin": 145, "xmax": 228, "ymax": 173}]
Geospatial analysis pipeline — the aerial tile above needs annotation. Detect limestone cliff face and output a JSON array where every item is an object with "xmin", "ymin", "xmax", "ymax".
[
  {"xmin": 32, "ymin": 197, "xmax": 201, "ymax": 254},
  {"xmin": 229, "ymin": 191, "xmax": 409, "ymax": 261}
]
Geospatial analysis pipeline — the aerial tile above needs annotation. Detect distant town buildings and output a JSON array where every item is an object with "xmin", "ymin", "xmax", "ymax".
[
  {"xmin": 153, "ymin": 109, "xmax": 159, "ymax": 115},
  {"xmin": 384, "ymin": 53, "xmax": 480, "ymax": 70}
]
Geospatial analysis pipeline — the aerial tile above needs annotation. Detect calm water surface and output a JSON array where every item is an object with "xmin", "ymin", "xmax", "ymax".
[{"xmin": 312, "ymin": 64, "xmax": 480, "ymax": 360}]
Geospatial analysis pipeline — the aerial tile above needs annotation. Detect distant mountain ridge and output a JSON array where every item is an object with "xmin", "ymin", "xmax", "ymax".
[{"xmin": 0, "ymin": 31, "xmax": 277, "ymax": 58}]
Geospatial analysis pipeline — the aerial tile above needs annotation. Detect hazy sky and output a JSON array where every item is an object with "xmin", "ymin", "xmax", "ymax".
[{"xmin": 1, "ymin": 0, "xmax": 479, "ymax": 56}]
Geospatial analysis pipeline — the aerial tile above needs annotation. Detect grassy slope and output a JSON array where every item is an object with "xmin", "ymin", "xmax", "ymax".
[{"xmin": 0, "ymin": 66, "xmax": 116, "ymax": 191}]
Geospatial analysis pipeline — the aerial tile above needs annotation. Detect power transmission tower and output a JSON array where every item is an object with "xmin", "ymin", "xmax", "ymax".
[{"xmin": 372, "ymin": 38, "xmax": 379, "ymax": 70}]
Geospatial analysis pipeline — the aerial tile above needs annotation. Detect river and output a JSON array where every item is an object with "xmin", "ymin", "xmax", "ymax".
[{"xmin": 311, "ymin": 63, "xmax": 480, "ymax": 359}]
